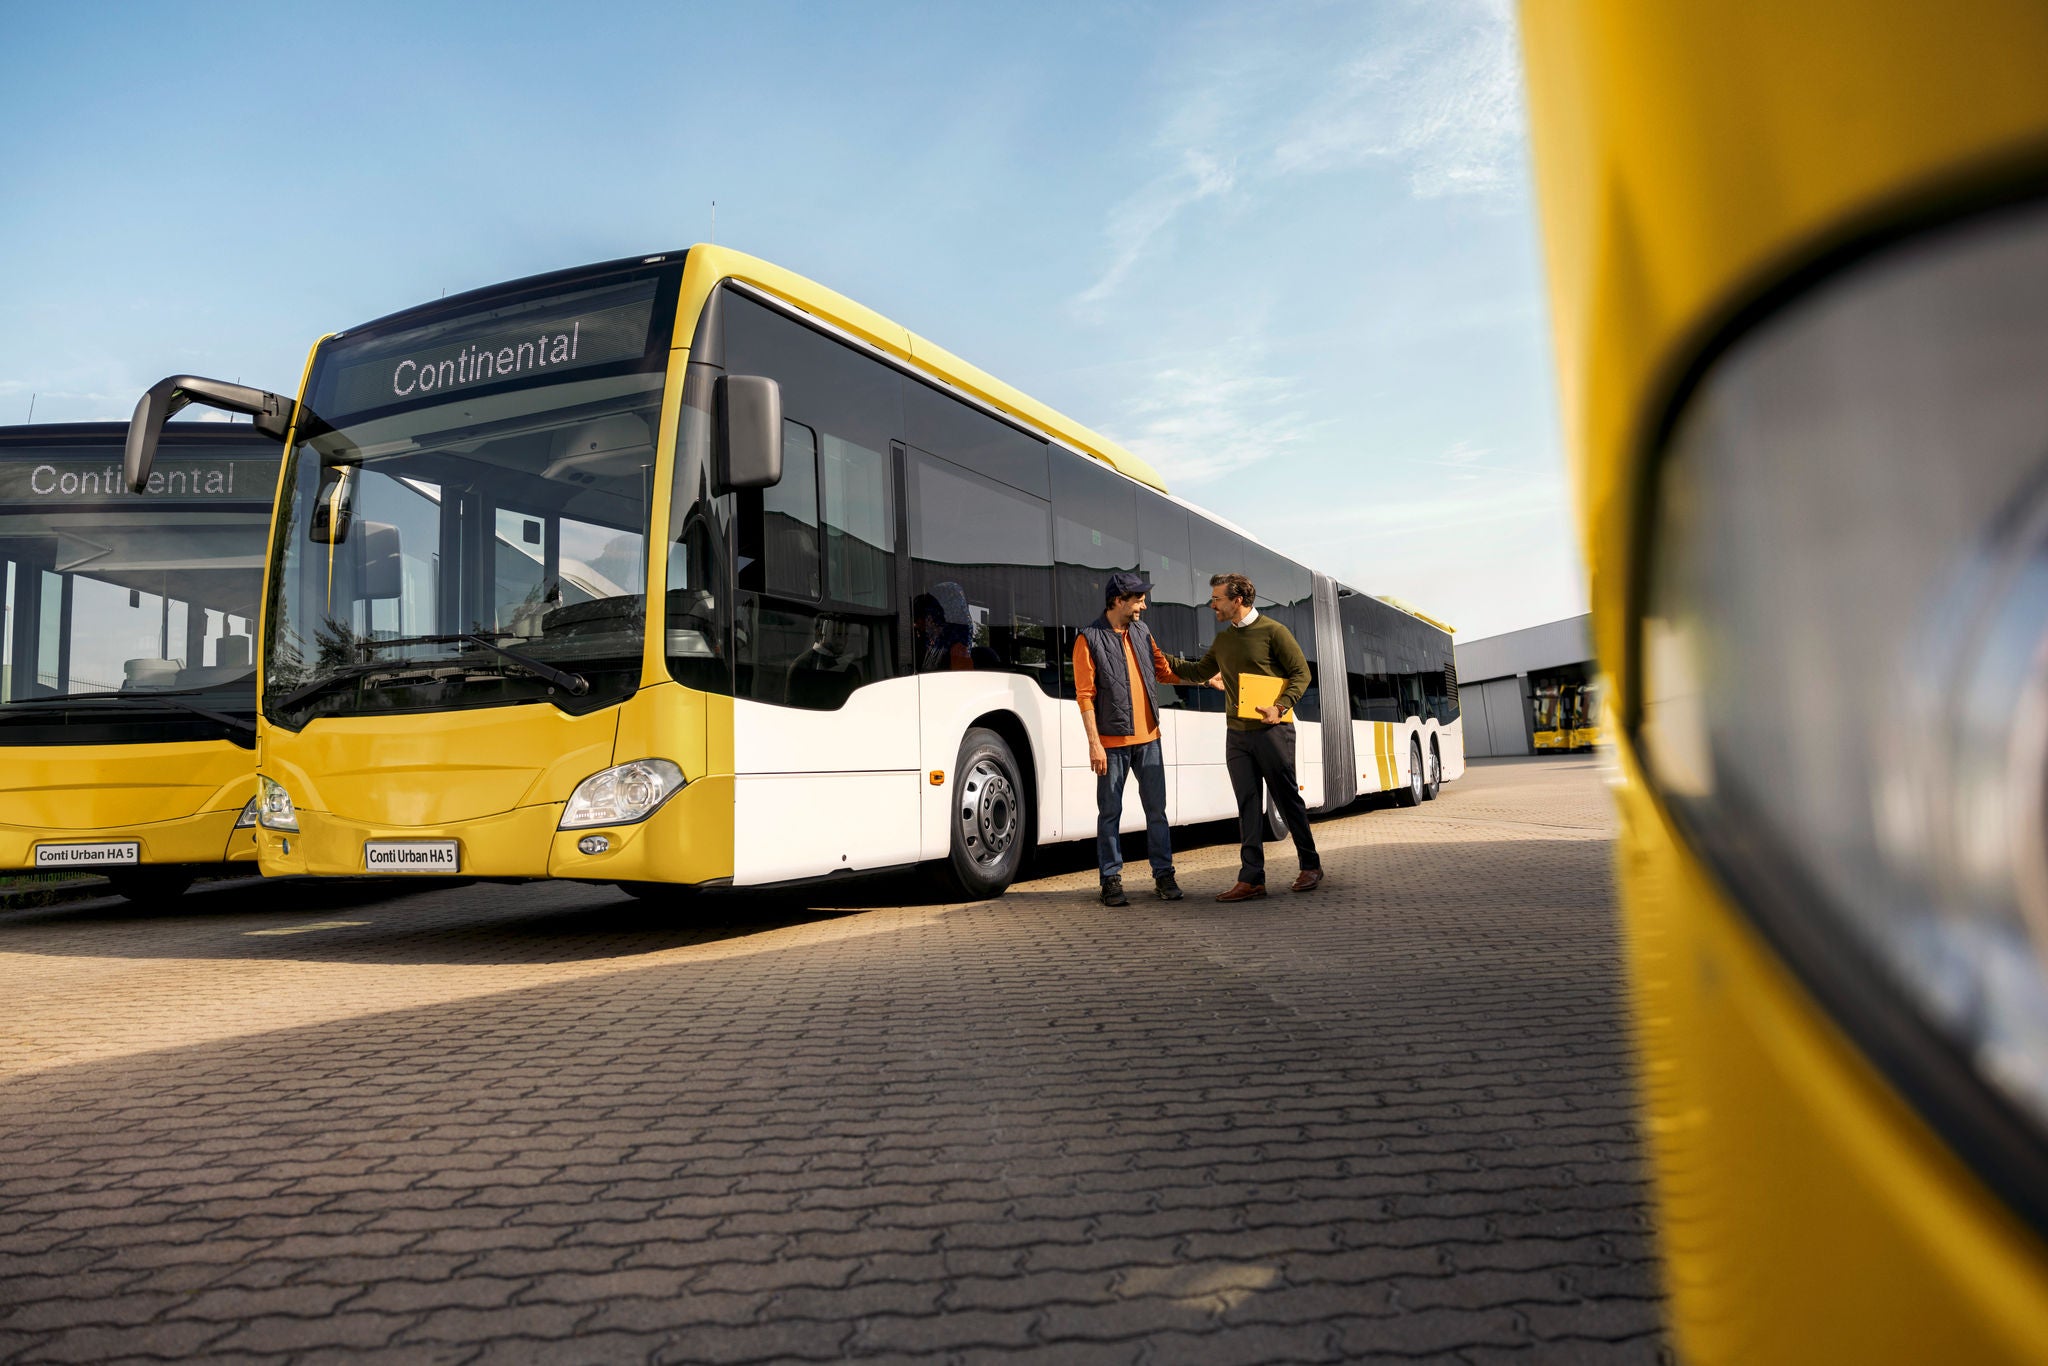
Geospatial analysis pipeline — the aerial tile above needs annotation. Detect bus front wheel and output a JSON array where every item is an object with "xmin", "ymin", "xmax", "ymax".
[{"xmin": 942, "ymin": 727, "xmax": 1026, "ymax": 899}]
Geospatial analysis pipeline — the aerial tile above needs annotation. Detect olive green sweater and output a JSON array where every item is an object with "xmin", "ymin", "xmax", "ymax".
[{"xmin": 1171, "ymin": 613, "xmax": 1312, "ymax": 732}]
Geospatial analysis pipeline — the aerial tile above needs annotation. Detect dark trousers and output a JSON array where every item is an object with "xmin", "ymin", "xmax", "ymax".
[
  {"xmin": 1096, "ymin": 738, "xmax": 1172, "ymax": 880},
  {"xmin": 1226, "ymin": 724, "xmax": 1319, "ymax": 886}
]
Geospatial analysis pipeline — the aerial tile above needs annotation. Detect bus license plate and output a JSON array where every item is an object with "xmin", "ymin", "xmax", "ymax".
[
  {"xmin": 32, "ymin": 841, "xmax": 140, "ymax": 868},
  {"xmin": 364, "ymin": 840, "xmax": 461, "ymax": 874}
]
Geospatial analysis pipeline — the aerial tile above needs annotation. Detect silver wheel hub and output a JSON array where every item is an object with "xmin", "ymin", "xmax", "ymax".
[{"xmin": 958, "ymin": 758, "xmax": 1018, "ymax": 869}]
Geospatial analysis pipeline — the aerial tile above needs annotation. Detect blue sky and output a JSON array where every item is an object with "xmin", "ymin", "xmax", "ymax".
[{"xmin": 0, "ymin": 0, "xmax": 1577, "ymax": 641}]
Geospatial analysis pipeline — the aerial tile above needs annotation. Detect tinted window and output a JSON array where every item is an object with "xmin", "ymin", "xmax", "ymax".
[
  {"xmin": 1050, "ymin": 447, "xmax": 1136, "ymax": 700},
  {"xmin": 722, "ymin": 291, "xmax": 904, "ymax": 709},
  {"xmin": 1136, "ymin": 493, "xmax": 1205, "ymax": 709},
  {"xmin": 905, "ymin": 380, "xmax": 1050, "ymax": 497},
  {"xmin": 757, "ymin": 419, "xmax": 818, "ymax": 600},
  {"xmin": 910, "ymin": 450, "xmax": 1052, "ymax": 682}
]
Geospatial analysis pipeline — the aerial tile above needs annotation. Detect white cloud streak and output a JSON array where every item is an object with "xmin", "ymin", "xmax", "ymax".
[
  {"xmin": 1114, "ymin": 340, "xmax": 1319, "ymax": 486},
  {"xmin": 1074, "ymin": 150, "xmax": 1235, "ymax": 309},
  {"xmin": 1271, "ymin": 0, "xmax": 1523, "ymax": 198}
]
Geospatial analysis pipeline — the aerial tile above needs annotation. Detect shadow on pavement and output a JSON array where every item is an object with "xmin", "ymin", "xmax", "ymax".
[{"xmin": 0, "ymin": 797, "xmax": 1410, "ymax": 967}]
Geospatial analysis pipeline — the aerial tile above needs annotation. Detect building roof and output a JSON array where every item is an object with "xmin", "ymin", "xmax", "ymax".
[{"xmin": 1455, "ymin": 613, "xmax": 1593, "ymax": 683}]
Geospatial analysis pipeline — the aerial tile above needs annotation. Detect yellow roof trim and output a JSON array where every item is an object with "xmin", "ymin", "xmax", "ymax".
[
  {"xmin": 681, "ymin": 245, "xmax": 1168, "ymax": 492},
  {"xmin": 1375, "ymin": 595, "xmax": 1456, "ymax": 634}
]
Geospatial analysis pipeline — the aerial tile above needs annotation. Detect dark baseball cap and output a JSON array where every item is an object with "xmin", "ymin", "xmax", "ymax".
[{"xmin": 1105, "ymin": 571, "xmax": 1153, "ymax": 601}]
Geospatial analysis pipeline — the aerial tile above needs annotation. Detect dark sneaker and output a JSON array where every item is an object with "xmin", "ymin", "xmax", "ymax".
[
  {"xmin": 1154, "ymin": 871, "xmax": 1184, "ymax": 901},
  {"xmin": 1100, "ymin": 876, "xmax": 1130, "ymax": 907}
]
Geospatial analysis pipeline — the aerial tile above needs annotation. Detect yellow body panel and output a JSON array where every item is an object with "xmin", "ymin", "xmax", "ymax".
[
  {"xmin": 0, "ymin": 742, "xmax": 257, "ymax": 868},
  {"xmin": 1521, "ymin": 2, "xmax": 2048, "ymax": 1359},
  {"xmin": 258, "ymin": 704, "xmax": 619, "ymax": 876}
]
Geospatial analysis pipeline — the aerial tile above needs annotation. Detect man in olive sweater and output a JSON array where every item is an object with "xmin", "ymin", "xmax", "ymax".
[{"xmin": 1171, "ymin": 571, "xmax": 1323, "ymax": 900}]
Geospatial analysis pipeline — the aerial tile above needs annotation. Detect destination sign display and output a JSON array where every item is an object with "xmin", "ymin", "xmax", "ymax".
[
  {"xmin": 312, "ymin": 275, "xmax": 662, "ymax": 422},
  {"xmin": 0, "ymin": 455, "xmax": 277, "ymax": 504}
]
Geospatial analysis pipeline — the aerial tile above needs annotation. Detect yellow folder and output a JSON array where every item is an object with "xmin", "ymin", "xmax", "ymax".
[{"xmin": 1235, "ymin": 672, "xmax": 1295, "ymax": 722}]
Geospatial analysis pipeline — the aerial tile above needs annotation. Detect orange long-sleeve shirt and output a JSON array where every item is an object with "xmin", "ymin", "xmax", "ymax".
[{"xmin": 1074, "ymin": 628, "xmax": 1180, "ymax": 748}]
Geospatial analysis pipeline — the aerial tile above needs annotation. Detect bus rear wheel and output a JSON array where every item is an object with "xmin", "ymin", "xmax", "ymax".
[
  {"xmin": 942, "ymin": 728, "xmax": 1026, "ymax": 899},
  {"xmin": 1422, "ymin": 741, "xmax": 1442, "ymax": 800},
  {"xmin": 1393, "ymin": 737, "xmax": 1425, "ymax": 807},
  {"xmin": 104, "ymin": 867, "xmax": 196, "ymax": 903}
]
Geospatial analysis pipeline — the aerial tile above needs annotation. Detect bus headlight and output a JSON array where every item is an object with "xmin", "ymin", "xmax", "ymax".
[
  {"xmin": 234, "ymin": 797, "xmax": 260, "ymax": 829},
  {"xmin": 560, "ymin": 759, "xmax": 684, "ymax": 829},
  {"xmin": 257, "ymin": 776, "xmax": 299, "ymax": 832},
  {"xmin": 1641, "ymin": 197, "xmax": 2048, "ymax": 1159}
]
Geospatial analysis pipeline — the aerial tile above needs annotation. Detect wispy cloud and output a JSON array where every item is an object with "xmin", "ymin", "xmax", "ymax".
[
  {"xmin": 1074, "ymin": 150, "xmax": 1235, "ymax": 310},
  {"xmin": 0, "ymin": 371, "xmax": 139, "ymax": 424},
  {"xmin": 1075, "ymin": 0, "xmax": 1524, "ymax": 313},
  {"xmin": 1271, "ymin": 0, "xmax": 1523, "ymax": 198},
  {"xmin": 1114, "ymin": 339, "xmax": 1319, "ymax": 486}
]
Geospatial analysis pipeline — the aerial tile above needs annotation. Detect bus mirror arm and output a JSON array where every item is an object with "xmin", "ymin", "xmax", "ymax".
[
  {"xmin": 715, "ymin": 374, "xmax": 783, "ymax": 493},
  {"xmin": 125, "ymin": 375, "xmax": 296, "ymax": 492}
]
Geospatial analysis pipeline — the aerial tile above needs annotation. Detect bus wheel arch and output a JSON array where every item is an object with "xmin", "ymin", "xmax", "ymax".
[{"xmin": 938, "ymin": 721, "xmax": 1030, "ymax": 899}]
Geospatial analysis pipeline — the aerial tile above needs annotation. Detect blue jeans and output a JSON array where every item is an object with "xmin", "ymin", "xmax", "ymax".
[{"xmin": 1096, "ymin": 738, "xmax": 1173, "ymax": 881}]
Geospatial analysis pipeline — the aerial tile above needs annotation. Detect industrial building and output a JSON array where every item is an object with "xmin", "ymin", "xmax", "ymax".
[{"xmin": 1454, "ymin": 613, "xmax": 1600, "ymax": 757}]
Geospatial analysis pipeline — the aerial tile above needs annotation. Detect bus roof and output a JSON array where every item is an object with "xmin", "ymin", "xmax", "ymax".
[
  {"xmin": 684, "ymin": 245, "xmax": 1169, "ymax": 493},
  {"xmin": 1373, "ymin": 595, "xmax": 1456, "ymax": 635}
]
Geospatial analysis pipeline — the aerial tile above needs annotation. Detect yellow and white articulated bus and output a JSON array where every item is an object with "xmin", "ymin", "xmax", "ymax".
[
  {"xmin": 1, "ymin": 422, "xmax": 281, "ymax": 900},
  {"xmin": 1523, "ymin": 2, "xmax": 2048, "ymax": 1360},
  {"xmin": 123, "ymin": 248, "xmax": 1461, "ymax": 899}
]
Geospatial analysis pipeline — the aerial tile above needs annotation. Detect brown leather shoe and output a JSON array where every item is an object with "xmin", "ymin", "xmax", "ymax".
[
  {"xmin": 1215, "ymin": 881, "xmax": 1268, "ymax": 903},
  {"xmin": 1291, "ymin": 869, "xmax": 1324, "ymax": 892}
]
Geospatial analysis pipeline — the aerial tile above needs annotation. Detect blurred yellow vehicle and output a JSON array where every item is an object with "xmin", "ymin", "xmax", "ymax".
[{"xmin": 1523, "ymin": 3, "xmax": 2048, "ymax": 1361}]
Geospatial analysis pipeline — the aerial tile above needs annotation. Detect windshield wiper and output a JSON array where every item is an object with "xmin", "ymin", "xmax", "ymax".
[
  {"xmin": 360, "ymin": 633, "xmax": 590, "ymax": 696},
  {"xmin": 2, "ymin": 693, "xmax": 256, "ymax": 738}
]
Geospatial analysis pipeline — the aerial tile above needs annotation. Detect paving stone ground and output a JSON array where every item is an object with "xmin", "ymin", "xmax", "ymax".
[{"xmin": 0, "ymin": 754, "xmax": 1666, "ymax": 1364}]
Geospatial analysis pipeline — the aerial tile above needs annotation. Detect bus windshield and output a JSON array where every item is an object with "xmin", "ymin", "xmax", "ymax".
[
  {"xmin": 264, "ymin": 260, "xmax": 681, "ymax": 729},
  {"xmin": 0, "ymin": 431, "xmax": 276, "ymax": 747}
]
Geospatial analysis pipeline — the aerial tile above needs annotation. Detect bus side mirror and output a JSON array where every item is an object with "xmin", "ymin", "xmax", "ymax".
[
  {"xmin": 126, "ymin": 375, "xmax": 295, "ymax": 493},
  {"xmin": 311, "ymin": 472, "xmax": 351, "ymax": 545},
  {"xmin": 716, "ymin": 374, "xmax": 783, "ymax": 492}
]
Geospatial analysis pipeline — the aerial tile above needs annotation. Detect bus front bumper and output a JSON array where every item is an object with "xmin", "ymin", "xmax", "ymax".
[
  {"xmin": 3, "ymin": 806, "xmax": 257, "ymax": 872},
  {"xmin": 257, "ymin": 775, "xmax": 732, "ymax": 885}
]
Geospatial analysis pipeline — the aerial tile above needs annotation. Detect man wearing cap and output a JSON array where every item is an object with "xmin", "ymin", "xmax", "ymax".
[{"xmin": 1074, "ymin": 571, "xmax": 1186, "ymax": 906}]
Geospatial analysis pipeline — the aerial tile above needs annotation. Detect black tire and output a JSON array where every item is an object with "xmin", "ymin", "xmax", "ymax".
[
  {"xmin": 1264, "ymin": 798, "xmax": 1286, "ymax": 842},
  {"xmin": 1392, "ymin": 736, "xmax": 1426, "ymax": 808},
  {"xmin": 1422, "ymin": 739, "xmax": 1442, "ymax": 801},
  {"xmin": 103, "ymin": 866, "xmax": 196, "ymax": 904},
  {"xmin": 940, "ymin": 727, "xmax": 1027, "ymax": 899}
]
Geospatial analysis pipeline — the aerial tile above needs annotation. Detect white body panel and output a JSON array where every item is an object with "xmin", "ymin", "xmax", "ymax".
[
  {"xmin": 732, "ymin": 681, "xmax": 923, "ymax": 884},
  {"xmin": 733, "ymin": 770, "xmax": 922, "ymax": 884},
  {"xmin": 916, "ymin": 672, "xmax": 1063, "ymax": 860}
]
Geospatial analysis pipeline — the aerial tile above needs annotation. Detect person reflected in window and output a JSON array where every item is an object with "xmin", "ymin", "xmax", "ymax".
[
  {"xmin": 914, "ymin": 583, "xmax": 976, "ymax": 672},
  {"xmin": 1075, "ymin": 571, "xmax": 1185, "ymax": 906}
]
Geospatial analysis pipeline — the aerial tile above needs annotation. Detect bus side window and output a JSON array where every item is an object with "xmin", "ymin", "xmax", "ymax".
[
  {"xmin": 907, "ymin": 449, "xmax": 1052, "ymax": 678},
  {"xmin": 1134, "ymin": 491, "xmax": 1197, "ymax": 710},
  {"xmin": 720, "ymin": 289, "xmax": 904, "ymax": 709},
  {"xmin": 1052, "ymin": 446, "xmax": 1138, "ymax": 701}
]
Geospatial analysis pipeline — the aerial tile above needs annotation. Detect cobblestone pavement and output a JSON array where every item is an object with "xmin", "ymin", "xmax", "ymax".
[{"xmin": 0, "ymin": 755, "xmax": 1666, "ymax": 1364}]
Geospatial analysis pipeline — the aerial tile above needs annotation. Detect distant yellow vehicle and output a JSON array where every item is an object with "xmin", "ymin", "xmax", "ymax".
[
  {"xmin": 0, "ymin": 422, "xmax": 279, "ymax": 900},
  {"xmin": 1530, "ymin": 668, "xmax": 1599, "ymax": 753},
  {"xmin": 1523, "ymin": 3, "xmax": 2048, "ymax": 1361}
]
